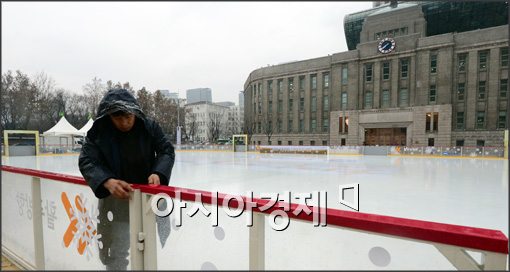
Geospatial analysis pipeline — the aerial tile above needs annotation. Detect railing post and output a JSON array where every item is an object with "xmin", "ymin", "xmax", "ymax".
[
  {"xmin": 482, "ymin": 252, "xmax": 508, "ymax": 270},
  {"xmin": 129, "ymin": 189, "xmax": 144, "ymax": 270},
  {"xmin": 31, "ymin": 176, "xmax": 45, "ymax": 270},
  {"xmin": 141, "ymin": 193, "xmax": 158, "ymax": 270},
  {"xmin": 249, "ymin": 212, "xmax": 265, "ymax": 270}
]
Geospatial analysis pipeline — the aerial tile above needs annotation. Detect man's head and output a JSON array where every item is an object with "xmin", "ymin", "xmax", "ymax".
[{"xmin": 109, "ymin": 110, "xmax": 136, "ymax": 132}]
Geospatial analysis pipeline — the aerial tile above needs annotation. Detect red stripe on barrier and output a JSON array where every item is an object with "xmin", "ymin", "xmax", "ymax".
[
  {"xmin": 2, "ymin": 165, "xmax": 508, "ymax": 254},
  {"xmin": 1, "ymin": 165, "xmax": 86, "ymax": 186}
]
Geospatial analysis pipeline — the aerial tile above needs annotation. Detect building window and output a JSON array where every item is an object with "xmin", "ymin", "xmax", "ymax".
[
  {"xmin": 500, "ymin": 79, "xmax": 508, "ymax": 98},
  {"xmin": 341, "ymin": 138, "xmax": 346, "ymax": 146},
  {"xmin": 299, "ymin": 140, "xmax": 303, "ymax": 146},
  {"xmin": 288, "ymin": 78, "xmax": 294, "ymax": 92},
  {"xmin": 342, "ymin": 66, "xmax": 348, "ymax": 85},
  {"xmin": 457, "ymin": 83, "xmax": 465, "ymax": 101},
  {"xmin": 278, "ymin": 100, "xmax": 283, "ymax": 113},
  {"xmin": 341, "ymin": 92, "xmax": 348, "ymax": 109},
  {"xmin": 258, "ymin": 102, "xmax": 261, "ymax": 114},
  {"xmin": 299, "ymin": 76, "xmax": 305, "ymax": 91},
  {"xmin": 278, "ymin": 79, "xmax": 283, "ymax": 95},
  {"xmin": 400, "ymin": 59, "xmax": 409, "ymax": 78},
  {"xmin": 277, "ymin": 141, "xmax": 281, "ymax": 146},
  {"xmin": 429, "ymin": 85, "xmax": 436, "ymax": 104},
  {"xmin": 478, "ymin": 81, "xmax": 486, "ymax": 100},
  {"xmin": 457, "ymin": 53, "xmax": 467, "ymax": 72},
  {"xmin": 288, "ymin": 141, "xmax": 292, "ymax": 145},
  {"xmin": 322, "ymin": 140, "xmax": 328, "ymax": 146},
  {"xmin": 426, "ymin": 113, "xmax": 431, "ymax": 132},
  {"xmin": 498, "ymin": 111, "xmax": 507, "ymax": 129},
  {"xmin": 288, "ymin": 119, "xmax": 293, "ymax": 133},
  {"xmin": 311, "ymin": 74, "xmax": 317, "ymax": 90},
  {"xmin": 479, "ymin": 50, "xmax": 489, "ymax": 70},
  {"xmin": 365, "ymin": 64, "xmax": 373, "ymax": 82},
  {"xmin": 258, "ymin": 83, "xmax": 261, "ymax": 95},
  {"xmin": 433, "ymin": 112, "xmax": 438, "ymax": 131},
  {"xmin": 311, "ymin": 119, "xmax": 316, "ymax": 132},
  {"xmin": 268, "ymin": 101, "xmax": 273, "ymax": 113},
  {"xmin": 299, "ymin": 97, "xmax": 304, "ymax": 112},
  {"xmin": 476, "ymin": 140, "xmax": 485, "ymax": 147},
  {"xmin": 323, "ymin": 118, "xmax": 329, "ymax": 132},
  {"xmin": 456, "ymin": 111, "xmax": 464, "ymax": 129},
  {"xmin": 311, "ymin": 96, "xmax": 317, "ymax": 112},
  {"xmin": 456, "ymin": 139, "xmax": 464, "ymax": 146},
  {"xmin": 268, "ymin": 80, "xmax": 273, "ymax": 95},
  {"xmin": 476, "ymin": 111, "xmax": 485, "ymax": 129},
  {"xmin": 428, "ymin": 138, "xmax": 435, "ymax": 147},
  {"xmin": 323, "ymin": 95, "xmax": 329, "ymax": 111},
  {"xmin": 382, "ymin": 62, "xmax": 390, "ymax": 80},
  {"xmin": 299, "ymin": 119, "xmax": 304, "ymax": 132},
  {"xmin": 323, "ymin": 73, "xmax": 330, "ymax": 88},
  {"xmin": 257, "ymin": 122, "xmax": 261, "ymax": 133},
  {"xmin": 289, "ymin": 98, "xmax": 293, "ymax": 112},
  {"xmin": 430, "ymin": 53, "xmax": 437, "ymax": 74},
  {"xmin": 310, "ymin": 141, "xmax": 315, "ymax": 146},
  {"xmin": 277, "ymin": 120, "xmax": 282, "ymax": 132},
  {"xmin": 381, "ymin": 89, "xmax": 390, "ymax": 108},
  {"xmin": 399, "ymin": 88, "xmax": 408, "ymax": 107},
  {"xmin": 364, "ymin": 91, "xmax": 373, "ymax": 109},
  {"xmin": 501, "ymin": 47, "xmax": 508, "ymax": 67}
]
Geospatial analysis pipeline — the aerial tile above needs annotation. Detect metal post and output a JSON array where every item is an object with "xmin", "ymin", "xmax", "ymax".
[
  {"xmin": 129, "ymin": 189, "xmax": 144, "ymax": 270},
  {"xmin": 141, "ymin": 193, "xmax": 158, "ymax": 270},
  {"xmin": 249, "ymin": 213, "xmax": 265, "ymax": 270},
  {"xmin": 31, "ymin": 177, "xmax": 45, "ymax": 270}
]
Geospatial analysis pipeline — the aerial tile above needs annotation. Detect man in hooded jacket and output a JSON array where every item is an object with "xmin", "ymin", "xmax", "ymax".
[{"xmin": 79, "ymin": 88, "xmax": 175, "ymax": 270}]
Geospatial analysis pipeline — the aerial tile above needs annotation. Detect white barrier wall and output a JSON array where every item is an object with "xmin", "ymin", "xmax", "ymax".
[
  {"xmin": 2, "ymin": 172, "xmax": 36, "ymax": 267},
  {"xmin": 1, "ymin": 167, "xmax": 508, "ymax": 270}
]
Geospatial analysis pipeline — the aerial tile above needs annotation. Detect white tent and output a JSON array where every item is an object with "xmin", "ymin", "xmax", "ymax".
[
  {"xmin": 43, "ymin": 116, "xmax": 81, "ymax": 136},
  {"xmin": 78, "ymin": 118, "xmax": 94, "ymax": 136}
]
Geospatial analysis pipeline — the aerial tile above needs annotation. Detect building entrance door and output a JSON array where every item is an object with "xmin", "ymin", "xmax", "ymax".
[{"xmin": 364, "ymin": 128, "xmax": 406, "ymax": 145}]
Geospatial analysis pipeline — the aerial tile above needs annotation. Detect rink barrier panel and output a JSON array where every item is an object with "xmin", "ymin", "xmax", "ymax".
[{"xmin": 1, "ymin": 165, "xmax": 508, "ymax": 270}]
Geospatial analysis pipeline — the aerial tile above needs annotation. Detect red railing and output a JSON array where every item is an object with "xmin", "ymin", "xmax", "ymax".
[{"xmin": 1, "ymin": 165, "xmax": 508, "ymax": 254}]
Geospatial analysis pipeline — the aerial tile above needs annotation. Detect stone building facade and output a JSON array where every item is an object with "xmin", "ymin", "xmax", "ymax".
[{"xmin": 244, "ymin": 2, "xmax": 508, "ymax": 147}]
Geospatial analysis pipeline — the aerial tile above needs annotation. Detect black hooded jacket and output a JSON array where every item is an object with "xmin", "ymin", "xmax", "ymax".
[{"xmin": 78, "ymin": 88, "xmax": 175, "ymax": 199}]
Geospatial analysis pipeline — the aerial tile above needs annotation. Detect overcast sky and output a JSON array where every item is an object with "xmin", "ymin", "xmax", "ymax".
[{"xmin": 2, "ymin": 1, "xmax": 372, "ymax": 104}]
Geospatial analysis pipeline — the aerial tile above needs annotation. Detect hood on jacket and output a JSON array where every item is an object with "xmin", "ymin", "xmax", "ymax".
[{"xmin": 95, "ymin": 88, "xmax": 145, "ymax": 121}]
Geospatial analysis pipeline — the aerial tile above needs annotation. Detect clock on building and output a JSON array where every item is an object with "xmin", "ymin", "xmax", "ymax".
[{"xmin": 378, "ymin": 37, "xmax": 396, "ymax": 54}]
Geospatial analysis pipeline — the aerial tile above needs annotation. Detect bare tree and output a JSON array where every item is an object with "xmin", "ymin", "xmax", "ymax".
[
  {"xmin": 0, "ymin": 70, "xmax": 37, "ymax": 130},
  {"xmin": 136, "ymin": 87, "xmax": 154, "ymax": 117},
  {"xmin": 243, "ymin": 116, "xmax": 256, "ymax": 145},
  {"xmin": 83, "ymin": 77, "xmax": 106, "ymax": 118},
  {"xmin": 153, "ymin": 90, "xmax": 176, "ymax": 137},
  {"xmin": 207, "ymin": 112, "xmax": 224, "ymax": 143},
  {"xmin": 31, "ymin": 72, "xmax": 59, "ymax": 131},
  {"xmin": 106, "ymin": 80, "xmax": 135, "ymax": 96},
  {"xmin": 184, "ymin": 108, "xmax": 197, "ymax": 143},
  {"xmin": 66, "ymin": 93, "xmax": 89, "ymax": 128},
  {"xmin": 262, "ymin": 114, "xmax": 274, "ymax": 144}
]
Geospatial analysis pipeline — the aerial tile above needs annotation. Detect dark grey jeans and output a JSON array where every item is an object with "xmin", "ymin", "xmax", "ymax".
[
  {"xmin": 97, "ymin": 197, "xmax": 130, "ymax": 270},
  {"xmin": 97, "ymin": 196, "xmax": 171, "ymax": 270}
]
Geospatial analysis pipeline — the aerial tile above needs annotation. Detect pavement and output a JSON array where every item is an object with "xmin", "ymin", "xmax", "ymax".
[{"xmin": 1, "ymin": 255, "xmax": 20, "ymax": 271}]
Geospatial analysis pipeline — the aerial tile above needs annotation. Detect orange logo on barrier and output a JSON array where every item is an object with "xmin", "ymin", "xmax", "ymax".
[
  {"xmin": 395, "ymin": 146, "xmax": 401, "ymax": 154},
  {"xmin": 61, "ymin": 192, "xmax": 102, "ymax": 259}
]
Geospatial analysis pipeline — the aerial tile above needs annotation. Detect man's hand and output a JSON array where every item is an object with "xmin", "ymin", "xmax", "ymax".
[
  {"xmin": 148, "ymin": 174, "xmax": 160, "ymax": 186},
  {"xmin": 104, "ymin": 178, "xmax": 133, "ymax": 199}
]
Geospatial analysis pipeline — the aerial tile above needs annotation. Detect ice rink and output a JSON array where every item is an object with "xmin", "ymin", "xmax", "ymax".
[{"xmin": 2, "ymin": 151, "xmax": 508, "ymax": 235}]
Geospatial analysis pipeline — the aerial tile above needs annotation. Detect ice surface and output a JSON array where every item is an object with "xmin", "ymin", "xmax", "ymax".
[{"xmin": 2, "ymin": 152, "xmax": 508, "ymax": 235}]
